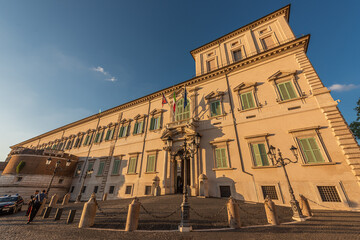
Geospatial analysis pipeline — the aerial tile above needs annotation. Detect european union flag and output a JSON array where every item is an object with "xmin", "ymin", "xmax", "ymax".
[{"xmin": 183, "ymin": 86, "xmax": 188, "ymax": 109}]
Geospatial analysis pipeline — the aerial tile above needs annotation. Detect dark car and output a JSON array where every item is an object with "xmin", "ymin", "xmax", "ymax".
[{"xmin": 0, "ymin": 194, "xmax": 24, "ymax": 214}]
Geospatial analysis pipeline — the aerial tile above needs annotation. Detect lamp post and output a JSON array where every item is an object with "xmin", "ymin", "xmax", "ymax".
[
  {"xmin": 267, "ymin": 145, "xmax": 305, "ymax": 221},
  {"xmin": 75, "ymin": 168, "xmax": 94, "ymax": 203},
  {"xmin": 167, "ymin": 133, "xmax": 200, "ymax": 232},
  {"xmin": 45, "ymin": 157, "xmax": 72, "ymax": 195}
]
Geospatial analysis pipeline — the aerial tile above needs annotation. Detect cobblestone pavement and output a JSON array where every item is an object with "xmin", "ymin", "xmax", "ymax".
[{"xmin": 1, "ymin": 195, "xmax": 359, "ymax": 239}]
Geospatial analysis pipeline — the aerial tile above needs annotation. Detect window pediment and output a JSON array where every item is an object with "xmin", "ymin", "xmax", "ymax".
[
  {"xmin": 268, "ymin": 70, "xmax": 297, "ymax": 82},
  {"xmin": 134, "ymin": 114, "xmax": 147, "ymax": 120},
  {"xmin": 120, "ymin": 118, "xmax": 132, "ymax": 124},
  {"xmin": 205, "ymin": 91, "xmax": 225, "ymax": 100},
  {"xmin": 150, "ymin": 109, "xmax": 165, "ymax": 116},
  {"xmin": 233, "ymin": 82, "xmax": 257, "ymax": 92}
]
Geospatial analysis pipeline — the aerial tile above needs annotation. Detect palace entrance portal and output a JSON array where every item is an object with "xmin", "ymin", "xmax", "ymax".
[{"xmin": 173, "ymin": 151, "xmax": 191, "ymax": 193}]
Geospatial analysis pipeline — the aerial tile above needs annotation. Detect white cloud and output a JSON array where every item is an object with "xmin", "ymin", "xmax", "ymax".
[
  {"xmin": 92, "ymin": 66, "xmax": 107, "ymax": 75},
  {"xmin": 106, "ymin": 77, "xmax": 117, "ymax": 82},
  {"xmin": 328, "ymin": 84, "xmax": 359, "ymax": 92}
]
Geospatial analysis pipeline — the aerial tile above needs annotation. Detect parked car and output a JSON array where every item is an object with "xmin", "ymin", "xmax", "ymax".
[{"xmin": 0, "ymin": 194, "xmax": 24, "ymax": 214}]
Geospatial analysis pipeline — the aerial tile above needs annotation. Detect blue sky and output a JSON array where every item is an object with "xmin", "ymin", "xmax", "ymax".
[{"xmin": 0, "ymin": 0, "xmax": 359, "ymax": 161}]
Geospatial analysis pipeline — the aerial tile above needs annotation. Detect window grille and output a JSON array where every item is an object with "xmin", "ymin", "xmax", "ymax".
[
  {"xmin": 261, "ymin": 186, "xmax": 278, "ymax": 200},
  {"xmin": 317, "ymin": 186, "xmax": 341, "ymax": 202},
  {"xmin": 125, "ymin": 186, "xmax": 132, "ymax": 195},
  {"xmin": 145, "ymin": 186, "xmax": 152, "ymax": 195},
  {"xmin": 220, "ymin": 186, "xmax": 231, "ymax": 198}
]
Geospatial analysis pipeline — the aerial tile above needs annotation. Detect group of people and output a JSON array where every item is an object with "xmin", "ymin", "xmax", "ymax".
[{"xmin": 25, "ymin": 190, "xmax": 47, "ymax": 224}]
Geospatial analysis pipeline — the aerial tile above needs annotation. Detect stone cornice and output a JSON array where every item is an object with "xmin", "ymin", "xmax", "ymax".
[
  {"xmin": 11, "ymin": 34, "xmax": 309, "ymax": 149},
  {"xmin": 189, "ymin": 5, "xmax": 290, "ymax": 57}
]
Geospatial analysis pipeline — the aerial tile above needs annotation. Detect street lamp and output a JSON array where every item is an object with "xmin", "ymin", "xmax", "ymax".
[
  {"xmin": 171, "ymin": 133, "xmax": 201, "ymax": 232},
  {"xmin": 75, "ymin": 168, "xmax": 94, "ymax": 203},
  {"xmin": 267, "ymin": 145, "xmax": 305, "ymax": 221},
  {"xmin": 45, "ymin": 157, "xmax": 72, "ymax": 195}
]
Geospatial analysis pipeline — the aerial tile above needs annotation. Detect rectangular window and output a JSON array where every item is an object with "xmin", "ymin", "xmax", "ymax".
[
  {"xmin": 74, "ymin": 136, "xmax": 83, "ymax": 148},
  {"xmin": 251, "ymin": 143, "xmax": 269, "ymax": 166},
  {"xmin": 317, "ymin": 186, "xmax": 341, "ymax": 202},
  {"xmin": 105, "ymin": 128, "xmax": 115, "ymax": 141},
  {"xmin": 233, "ymin": 49, "xmax": 242, "ymax": 62},
  {"xmin": 215, "ymin": 148, "xmax": 228, "ymax": 168},
  {"xmin": 220, "ymin": 186, "xmax": 231, "ymax": 198},
  {"xmin": 150, "ymin": 116, "xmax": 161, "ymax": 130},
  {"xmin": 75, "ymin": 163, "xmax": 82, "ymax": 177},
  {"xmin": 298, "ymin": 137, "xmax": 324, "ymax": 163},
  {"xmin": 94, "ymin": 130, "xmax": 104, "ymax": 143},
  {"xmin": 97, "ymin": 161, "xmax": 105, "ymax": 176},
  {"xmin": 112, "ymin": 159, "xmax": 121, "ymax": 175},
  {"xmin": 83, "ymin": 133, "xmax": 93, "ymax": 146},
  {"xmin": 261, "ymin": 186, "xmax": 278, "ymax": 200},
  {"xmin": 109, "ymin": 186, "xmax": 115, "ymax": 194},
  {"xmin": 207, "ymin": 59, "xmax": 216, "ymax": 72},
  {"xmin": 277, "ymin": 81, "xmax": 297, "ymax": 101},
  {"xmin": 128, "ymin": 157, "xmax": 137, "ymax": 174},
  {"xmin": 94, "ymin": 186, "xmax": 98, "ymax": 193},
  {"xmin": 144, "ymin": 186, "xmax": 152, "ymax": 195},
  {"xmin": 119, "ymin": 125, "xmax": 128, "ymax": 138},
  {"xmin": 261, "ymin": 36, "xmax": 275, "ymax": 50},
  {"xmin": 210, "ymin": 100, "xmax": 221, "ymax": 117},
  {"xmin": 125, "ymin": 186, "xmax": 132, "ymax": 195},
  {"xmin": 240, "ymin": 92, "xmax": 255, "ymax": 110},
  {"xmin": 146, "ymin": 155, "xmax": 156, "ymax": 172},
  {"xmin": 87, "ymin": 162, "xmax": 94, "ymax": 176},
  {"xmin": 133, "ymin": 121, "xmax": 144, "ymax": 135}
]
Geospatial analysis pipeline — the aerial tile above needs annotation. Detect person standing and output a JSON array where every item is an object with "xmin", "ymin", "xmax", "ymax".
[
  {"xmin": 25, "ymin": 194, "xmax": 35, "ymax": 216},
  {"xmin": 27, "ymin": 190, "xmax": 41, "ymax": 224}
]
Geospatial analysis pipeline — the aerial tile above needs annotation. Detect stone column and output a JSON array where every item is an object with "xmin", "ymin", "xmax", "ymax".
[
  {"xmin": 190, "ymin": 154, "xmax": 196, "ymax": 196},
  {"xmin": 161, "ymin": 147, "xmax": 169, "ymax": 194}
]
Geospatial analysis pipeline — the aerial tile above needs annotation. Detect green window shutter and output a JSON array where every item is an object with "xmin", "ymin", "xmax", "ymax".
[
  {"xmin": 97, "ymin": 162, "xmax": 105, "ymax": 175},
  {"xmin": 278, "ymin": 81, "xmax": 297, "ymax": 101},
  {"xmin": 241, "ymin": 92, "xmax": 255, "ymax": 110},
  {"xmin": 94, "ymin": 133, "xmax": 99, "ymax": 143},
  {"xmin": 119, "ymin": 126, "xmax": 124, "ymax": 137},
  {"xmin": 99, "ymin": 130, "xmax": 104, "ymax": 142},
  {"xmin": 211, "ymin": 101, "xmax": 221, "ymax": 117},
  {"xmin": 278, "ymin": 82, "xmax": 290, "ymax": 100},
  {"xmin": 299, "ymin": 138, "xmax": 324, "ymax": 163},
  {"xmin": 140, "ymin": 121, "xmax": 144, "ymax": 133},
  {"xmin": 258, "ymin": 144, "xmax": 269, "ymax": 166},
  {"xmin": 284, "ymin": 81, "xmax": 297, "ymax": 99},
  {"xmin": 88, "ymin": 162, "xmax": 94, "ymax": 171},
  {"xmin": 252, "ymin": 144, "xmax": 263, "ymax": 166},
  {"xmin": 241, "ymin": 93, "xmax": 249, "ymax": 110},
  {"xmin": 215, "ymin": 149, "xmax": 221, "ymax": 168},
  {"xmin": 112, "ymin": 159, "xmax": 120, "ymax": 175},
  {"xmin": 220, "ymin": 148, "xmax": 228, "ymax": 168},
  {"xmin": 124, "ymin": 125, "xmax": 128, "ymax": 137},
  {"xmin": 128, "ymin": 157, "xmax": 136, "ymax": 173},
  {"xmin": 246, "ymin": 92, "xmax": 255, "ymax": 109},
  {"xmin": 133, "ymin": 122, "xmax": 138, "ymax": 134},
  {"xmin": 156, "ymin": 116, "xmax": 160, "ymax": 129},
  {"xmin": 109, "ymin": 128, "xmax": 114, "ymax": 140},
  {"xmin": 150, "ymin": 118, "xmax": 155, "ymax": 130},
  {"xmin": 105, "ymin": 129, "xmax": 110, "ymax": 140},
  {"xmin": 146, "ymin": 155, "xmax": 155, "ymax": 172}
]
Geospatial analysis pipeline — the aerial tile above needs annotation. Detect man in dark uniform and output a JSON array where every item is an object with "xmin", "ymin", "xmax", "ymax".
[{"xmin": 27, "ymin": 190, "xmax": 41, "ymax": 224}]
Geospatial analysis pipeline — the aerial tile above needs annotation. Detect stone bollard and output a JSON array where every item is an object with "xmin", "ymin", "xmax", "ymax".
[
  {"xmin": 67, "ymin": 210, "xmax": 76, "ymax": 224},
  {"xmin": 226, "ymin": 197, "xmax": 241, "ymax": 229},
  {"xmin": 78, "ymin": 193, "xmax": 97, "ymax": 228},
  {"xmin": 299, "ymin": 194, "xmax": 313, "ymax": 217},
  {"xmin": 43, "ymin": 207, "xmax": 52, "ymax": 219},
  {"xmin": 62, "ymin": 193, "xmax": 71, "ymax": 206},
  {"xmin": 102, "ymin": 193, "xmax": 108, "ymax": 201},
  {"xmin": 49, "ymin": 194, "xmax": 59, "ymax": 208},
  {"xmin": 54, "ymin": 208, "xmax": 63, "ymax": 221},
  {"xmin": 125, "ymin": 198, "xmax": 141, "ymax": 232},
  {"xmin": 264, "ymin": 196, "xmax": 279, "ymax": 225},
  {"xmin": 36, "ymin": 199, "xmax": 47, "ymax": 217}
]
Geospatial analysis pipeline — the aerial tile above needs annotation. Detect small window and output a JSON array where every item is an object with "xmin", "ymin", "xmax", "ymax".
[
  {"xmin": 133, "ymin": 121, "xmax": 144, "ymax": 135},
  {"xmin": 144, "ymin": 186, "xmax": 152, "ymax": 195},
  {"xmin": 87, "ymin": 162, "xmax": 94, "ymax": 176},
  {"xmin": 65, "ymin": 140, "xmax": 73, "ymax": 150},
  {"xmin": 261, "ymin": 186, "xmax": 278, "ymax": 200},
  {"xmin": 298, "ymin": 137, "xmax": 324, "ymax": 163},
  {"xmin": 83, "ymin": 133, "xmax": 93, "ymax": 146},
  {"xmin": 17, "ymin": 177, "xmax": 23, "ymax": 182},
  {"xmin": 251, "ymin": 143, "xmax": 269, "ymax": 166},
  {"xmin": 150, "ymin": 116, "xmax": 161, "ymax": 130},
  {"xmin": 128, "ymin": 157, "xmax": 137, "ymax": 174},
  {"xmin": 240, "ymin": 92, "xmax": 255, "ymax": 110},
  {"xmin": 210, "ymin": 100, "xmax": 221, "ymax": 117},
  {"xmin": 261, "ymin": 36, "xmax": 275, "ymax": 50},
  {"xmin": 94, "ymin": 186, "xmax": 98, "ymax": 193},
  {"xmin": 81, "ymin": 186, "xmax": 86, "ymax": 193},
  {"xmin": 125, "ymin": 186, "xmax": 132, "ymax": 195},
  {"xmin": 94, "ymin": 130, "xmax": 104, "ymax": 143},
  {"xmin": 175, "ymin": 98, "xmax": 190, "ymax": 121},
  {"xmin": 97, "ymin": 161, "xmax": 105, "ymax": 176},
  {"xmin": 317, "ymin": 186, "xmax": 341, "ymax": 202},
  {"xmin": 220, "ymin": 186, "xmax": 231, "ymax": 198},
  {"xmin": 215, "ymin": 148, "xmax": 228, "ymax": 168},
  {"xmin": 207, "ymin": 59, "xmax": 216, "ymax": 72},
  {"xmin": 74, "ymin": 163, "xmax": 82, "ymax": 177},
  {"xmin": 146, "ymin": 155, "xmax": 156, "ymax": 173},
  {"xmin": 74, "ymin": 136, "xmax": 83, "ymax": 148},
  {"xmin": 112, "ymin": 159, "xmax": 121, "ymax": 175},
  {"xmin": 119, "ymin": 125, "xmax": 129, "ymax": 138},
  {"xmin": 233, "ymin": 49, "xmax": 242, "ymax": 62},
  {"xmin": 105, "ymin": 127, "xmax": 115, "ymax": 141},
  {"xmin": 277, "ymin": 81, "xmax": 297, "ymax": 101},
  {"xmin": 70, "ymin": 186, "xmax": 75, "ymax": 193},
  {"xmin": 58, "ymin": 179, "xmax": 64, "ymax": 184},
  {"xmin": 109, "ymin": 186, "xmax": 115, "ymax": 194}
]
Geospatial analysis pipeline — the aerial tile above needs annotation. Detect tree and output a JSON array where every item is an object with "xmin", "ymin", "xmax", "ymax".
[{"xmin": 350, "ymin": 97, "xmax": 360, "ymax": 139}]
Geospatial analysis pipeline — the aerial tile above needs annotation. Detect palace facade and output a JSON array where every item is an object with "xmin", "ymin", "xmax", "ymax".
[{"xmin": 2, "ymin": 5, "xmax": 360, "ymax": 210}]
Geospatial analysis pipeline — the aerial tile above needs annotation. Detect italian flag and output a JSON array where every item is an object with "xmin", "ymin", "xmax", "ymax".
[{"xmin": 173, "ymin": 91, "xmax": 176, "ymax": 113}]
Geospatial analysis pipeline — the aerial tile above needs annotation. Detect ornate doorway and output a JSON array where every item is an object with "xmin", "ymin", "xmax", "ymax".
[{"xmin": 173, "ymin": 150, "xmax": 190, "ymax": 194}]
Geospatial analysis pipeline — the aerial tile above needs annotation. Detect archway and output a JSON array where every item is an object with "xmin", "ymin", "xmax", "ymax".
[{"xmin": 173, "ymin": 149, "xmax": 191, "ymax": 194}]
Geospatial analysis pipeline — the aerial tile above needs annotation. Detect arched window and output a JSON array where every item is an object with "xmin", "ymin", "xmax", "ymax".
[{"xmin": 175, "ymin": 98, "xmax": 190, "ymax": 121}]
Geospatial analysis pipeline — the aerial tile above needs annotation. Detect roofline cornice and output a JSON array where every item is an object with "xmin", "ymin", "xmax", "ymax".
[
  {"xmin": 189, "ymin": 4, "xmax": 291, "ymax": 58},
  {"xmin": 11, "ymin": 34, "xmax": 309, "ymax": 149}
]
